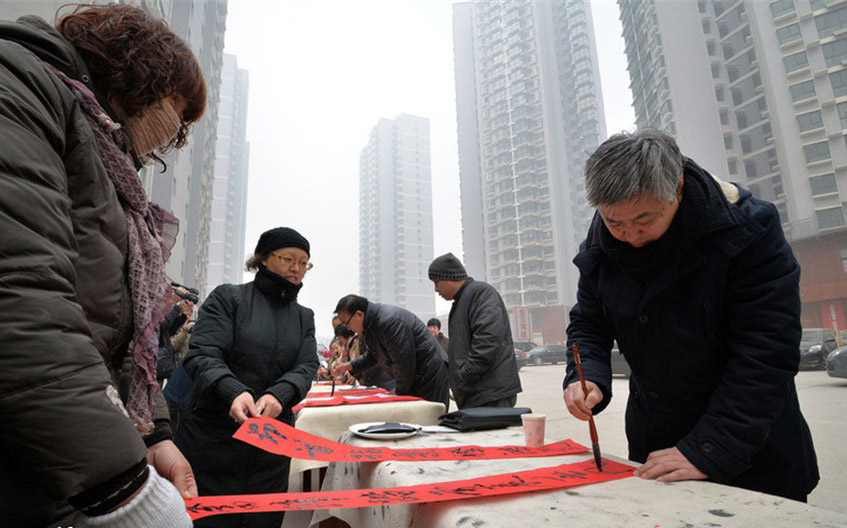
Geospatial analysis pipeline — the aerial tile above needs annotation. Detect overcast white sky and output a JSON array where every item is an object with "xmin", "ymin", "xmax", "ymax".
[{"xmin": 223, "ymin": 0, "xmax": 634, "ymax": 342}]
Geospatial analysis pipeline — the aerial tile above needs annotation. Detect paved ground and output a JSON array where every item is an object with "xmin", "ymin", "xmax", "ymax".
[{"xmin": 514, "ymin": 364, "xmax": 846, "ymax": 514}]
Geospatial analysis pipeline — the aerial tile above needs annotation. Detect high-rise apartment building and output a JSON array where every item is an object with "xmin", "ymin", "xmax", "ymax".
[
  {"xmin": 359, "ymin": 114, "xmax": 435, "ymax": 321},
  {"xmin": 617, "ymin": 0, "xmax": 847, "ymax": 333},
  {"xmin": 453, "ymin": 0, "xmax": 606, "ymax": 342},
  {"xmin": 207, "ymin": 53, "xmax": 249, "ymax": 292},
  {"xmin": 618, "ymin": 0, "xmax": 847, "ymax": 236},
  {"xmin": 149, "ymin": 0, "xmax": 227, "ymax": 299}
]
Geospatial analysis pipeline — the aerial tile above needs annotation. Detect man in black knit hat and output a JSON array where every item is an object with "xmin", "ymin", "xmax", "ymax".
[{"xmin": 428, "ymin": 253, "xmax": 521, "ymax": 409}]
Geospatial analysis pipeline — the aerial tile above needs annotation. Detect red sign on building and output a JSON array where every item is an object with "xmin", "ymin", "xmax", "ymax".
[
  {"xmin": 819, "ymin": 301, "xmax": 845, "ymax": 334},
  {"xmin": 509, "ymin": 306, "xmax": 532, "ymax": 341}
]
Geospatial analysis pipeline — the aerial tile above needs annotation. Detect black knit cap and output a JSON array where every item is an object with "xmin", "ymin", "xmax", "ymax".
[
  {"xmin": 254, "ymin": 227, "xmax": 310, "ymax": 257},
  {"xmin": 428, "ymin": 252, "xmax": 468, "ymax": 281}
]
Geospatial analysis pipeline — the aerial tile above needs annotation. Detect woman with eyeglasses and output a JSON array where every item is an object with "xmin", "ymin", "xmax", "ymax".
[{"xmin": 175, "ymin": 227, "xmax": 319, "ymax": 528}]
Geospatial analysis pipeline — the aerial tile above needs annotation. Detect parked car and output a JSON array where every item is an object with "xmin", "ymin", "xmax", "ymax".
[
  {"xmin": 799, "ymin": 328, "xmax": 837, "ymax": 370},
  {"xmin": 526, "ymin": 344, "xmax": 567, "ymax": 366},
  {"xmin": 826, "ymin": 346, "xmax": 847, "ymax": 379},
  {"xmin": 513, "ymin": 341, "xmax": 536, "ymax": 370},
  {"xmin": 610, "ymin": 342, "xmax": 631, "ymax": 378}
]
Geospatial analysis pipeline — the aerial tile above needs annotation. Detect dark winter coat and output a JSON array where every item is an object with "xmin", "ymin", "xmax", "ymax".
[
  {"xmin": 175, "ymin": 271, "xmax": 318, "ymax": 528},
  {"xmin": 0, "ymin": 17, "xmax": 161, "ymax": 525},
  {"xmin": 434, "ymin": 333, "xmax": 450, "ymax": 354},
  {"xmin": 157, "ymin": 304, "xmax": 188, "ymax": 383},
  {"xmin": 354, "ymin": 336, "xmax": 396, "ymax": 391},
  {"xmin": 565, "ymin": 159, "xmax": 819, "ymax": 501},
  {"xmin": 352, "ymin": 303, "xmax": 449, "ymax": 409},
  {"xmin": 448, "ymin": 279, "xmax": 522, "ymax": 408}
]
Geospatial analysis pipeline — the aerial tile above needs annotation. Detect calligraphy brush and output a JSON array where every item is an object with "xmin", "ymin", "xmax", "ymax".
[
  {"xmin": 331, "ymin": 378, "xmax": 336, "ymax": 396},
  {"xmin": 572, "ymin": 344, "xmax": 603, "ymax": 472}
]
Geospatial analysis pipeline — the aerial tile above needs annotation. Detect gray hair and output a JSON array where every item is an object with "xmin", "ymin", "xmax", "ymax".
[{"xmin": 585, "ymin": 128, "xmax": 683, "ymax": 206}]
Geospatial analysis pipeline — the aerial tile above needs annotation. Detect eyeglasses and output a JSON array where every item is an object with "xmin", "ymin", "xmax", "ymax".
[
  {"xmin": 269, "ymin": 253, "xmax": 314, "ymax": 271},
  {"xmin": 343, "ymin": 312, "xmax": 358, "ymax": 326}
]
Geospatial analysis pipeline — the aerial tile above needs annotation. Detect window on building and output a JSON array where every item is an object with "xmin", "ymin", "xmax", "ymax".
[
  {"xmin": 790, "ymin": 79, "xmax": 817, "ymax": 101},
  {"xmin": 728, "ymin": 159, "xmax": 738, "ymax": 175},
  {"xmin": 839, "ymin": 248, "xmax": 847, "ymax": 273},
  {"xmin": 817, "ymin": 207, "xmax": 845, "ymax": 229},
  {"xmin": 741, "ymin": 136, "xmax": 752, "ymax": 153},
  {"xmin": 839, "ymin": 102, "xmax": 847, "ymax": 128},
  {"xmin": 715, "ymin": 86, "xmax": 725, "ymax": 101},
  {"xmin": 797, "ymin": 110, "xmax": 824, "ymax": 132},
  {"xmin": 732, "ymin": 89, "xmax": 744, "ymax": 105},
  {"xmin": 707, "ymin": 41, "xmax": 716, "ymax": 56},
  {"xmin": 815, "ymin": 5, "xmax": 847, "ymax": 39},
  {"xmin": 702, "ymin": 20, "xmax": 711, "ymax": 34},
  {"xmin": 811, "ymin": 0, "xmax": 828, "ymax": 10},
  {"xmin": 727, "ymin": 65, "xmax": 739, "ymax": 81},
  {"xmin": 770, "ymin": 0, "xmax": 795, "ymax": 19},
  {"xmin": 831, "ymin": 70, "xmax": 847, "ymax": 97},
  {"xmin": 736, "ymin": 111, "xmax": 748, "ymax": 129},
  {"xmin": 810, "ymin": 173, "xmax": 838, "ymax": 195},
  {"xmin": 823, "ymin": 39, "xmax": 847, "ymax": 67},
  {"xmin": 804, "ymin": 141, "xmax": 832, "ymax": 163},
  {"xmin": 711, "ymin": 64, "xmax": 721, "ymax": 78},
  {"xmin": 783, "ymin": 50, "xmax": 809, "ymax": 73},
  {"xmin": 777, "ymin": 23, "xmax": 802, "ymax": 44},
  {"xmin": 720, "ymin": 110, "xmax": 729, "ymax": 125},
  {"xmin": 724, "ymin": 134, "xmax": 734, "ymax": 149}
]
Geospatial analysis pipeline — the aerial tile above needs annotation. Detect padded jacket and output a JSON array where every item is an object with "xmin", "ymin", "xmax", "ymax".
[
  {"xmin": 565, "ymin": 160, "xmax": 819, "ymax": 500},
  {"xmin": 352, "ymin": 303, "xmax": 449, "ymax": 408},
  {"xmin": 447, "ymin": 279, "xmax": 522, "ymax": 408},
  {"xmin": 0, "ymin": 16, "xmax": 158, "ymax": 525}
]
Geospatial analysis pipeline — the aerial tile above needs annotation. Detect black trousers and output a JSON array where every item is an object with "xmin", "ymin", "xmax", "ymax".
[{"xmin": 175, "ymin": 408, "xmax": 293, "ymax": 528}]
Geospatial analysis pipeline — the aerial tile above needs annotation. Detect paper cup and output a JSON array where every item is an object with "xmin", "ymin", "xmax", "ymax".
[{"xmin": 521, "ymin": 413, "xmax": 546, "ymax": 448}]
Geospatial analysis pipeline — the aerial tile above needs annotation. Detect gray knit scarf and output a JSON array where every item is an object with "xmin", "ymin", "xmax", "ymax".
[{"xmin": 45, "ymin": 64, "xmax": 178, "ymax": 433}]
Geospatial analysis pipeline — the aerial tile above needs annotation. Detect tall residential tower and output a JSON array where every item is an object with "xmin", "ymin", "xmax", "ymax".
[
  {"xmin": 453, "ymin": 0, "xmax": 606, "ymax": 342},
  {"xmin": 617, "ymin": 0, "xmax": 847, "ymax": 333},
  {"xmin": 207, "ymin": 53, "xmax": 250, "ymax": 292},
  {"xmin": 359, "ymin": 114, "xmax": 435, "ymax": 320}
]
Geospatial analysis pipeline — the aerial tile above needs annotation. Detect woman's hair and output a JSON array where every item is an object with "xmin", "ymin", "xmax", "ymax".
[
  {"xmin": 334, "ymin": 323, "xmax": 355, "ymax": 339},
  {"xmin": 57, "ymin": 3, "xmax": 206, "ymax": 152},
  {"xmin": 245, "ymin": 254, "xmax": 263, "ymax": 272}
]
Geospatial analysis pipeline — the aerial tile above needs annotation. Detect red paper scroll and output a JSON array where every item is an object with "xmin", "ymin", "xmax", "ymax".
[
  {"xmin": 293, "ymin": 393, "xmax": 422, "ymax": 412},
  {"xmin": 305, "ymin": 388, "xmax": 388, "ymax": 398},
  {"xmin": 235, "ymin": 416, "xmax": 588, "ymax": 462},
  {"xmin": 185, "ymin": 458, "xmax": 635, "ymax": 520}
]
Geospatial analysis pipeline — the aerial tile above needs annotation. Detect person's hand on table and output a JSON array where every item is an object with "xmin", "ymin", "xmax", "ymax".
[
  {"xmin": 563, "ymin": 379, "xmax": 603, "ymax": 421},
  {"xmin": 229, "ymin": 391, "xmax": 259, "ymax": 424},
  {"xmin": 331, "ymin": 361, "xmax": 352, "ymax": 377},
  {"xmin": 634, "ymin": 446, "xmax": 708, "ymax": 482},
  {"xmin": 256, "ymin": 394, "xmax": 283, "ymax": 418},
  {"xmin": 146, "ymin": 439, "xmax": 198, "ymax": 498}
]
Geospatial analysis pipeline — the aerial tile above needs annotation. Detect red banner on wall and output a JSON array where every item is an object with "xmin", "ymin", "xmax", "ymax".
[
  {"xmin": 185, "ymin": 457, "xmax": 635, "ymax": 520},
  {"xmin": 235, "ymin": 416, "xmax": 588, "ymax": 462}
]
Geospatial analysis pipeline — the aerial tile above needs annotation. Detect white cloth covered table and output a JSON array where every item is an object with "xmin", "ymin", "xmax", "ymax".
[
  {"xmin": 309, "ymin": 426, "xmax": 844, "ymax": 528},
  {"xmin": 281, "ymin": 393, "xmax": 445, "ymax": 528}
]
